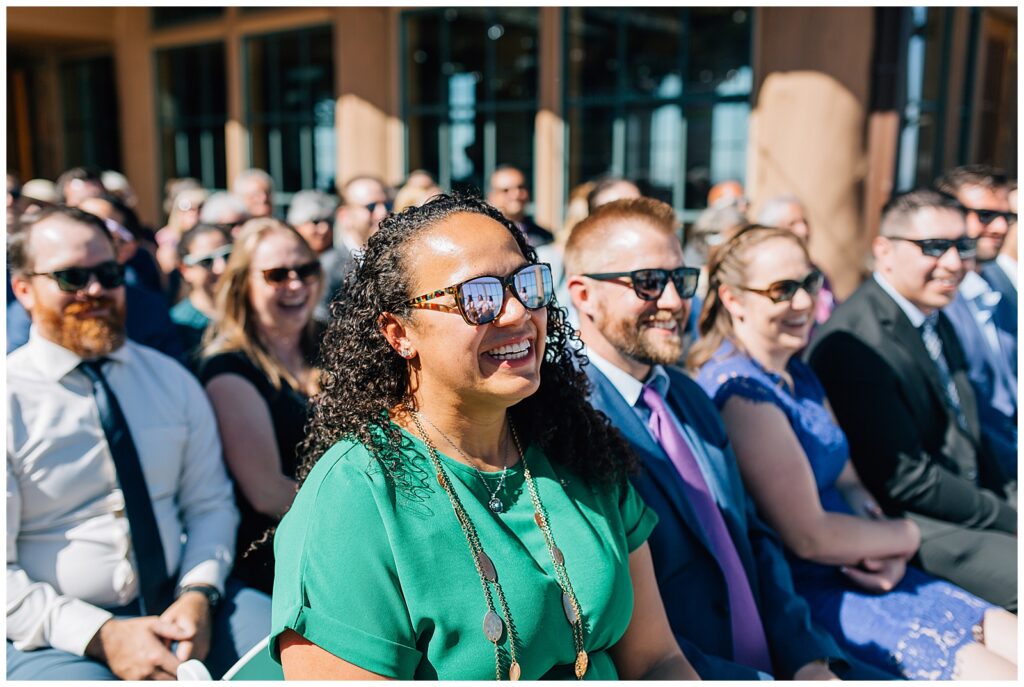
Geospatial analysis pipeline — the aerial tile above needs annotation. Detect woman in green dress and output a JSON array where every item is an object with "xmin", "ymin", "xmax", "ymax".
[{"xmin": 270, "ymin": 194, "xmax": 698, "ymax": 680}]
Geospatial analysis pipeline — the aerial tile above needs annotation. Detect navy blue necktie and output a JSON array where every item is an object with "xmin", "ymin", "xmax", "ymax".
[{"xmin": 79, "ymin": 359, "xmax": 171, "ymax": 615}]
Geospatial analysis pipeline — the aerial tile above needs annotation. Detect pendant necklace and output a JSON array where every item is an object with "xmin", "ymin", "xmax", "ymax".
[
  {"xmin": 409, "ymin": 410, "xmax": 589, "ymax": 680},
  {"xmin": 418, "ymin": 412, "xmax": 510, "ymax": 514}
]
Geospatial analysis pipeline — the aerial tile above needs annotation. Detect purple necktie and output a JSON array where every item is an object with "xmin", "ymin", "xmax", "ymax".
[{"xmin": 642, "ymin": 382, "xmax": 773, "ymax": 673}]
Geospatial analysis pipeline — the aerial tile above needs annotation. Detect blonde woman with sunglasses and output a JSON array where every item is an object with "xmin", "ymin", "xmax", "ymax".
[{"xmin": 198, "ymin": 218, "xmax": 323, "ymax": 596}]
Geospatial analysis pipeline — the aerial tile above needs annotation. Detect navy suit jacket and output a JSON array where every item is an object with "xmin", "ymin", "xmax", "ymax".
[{"xmin": 586, "ymin": 363, "xmax": 844, "ymax": 680}]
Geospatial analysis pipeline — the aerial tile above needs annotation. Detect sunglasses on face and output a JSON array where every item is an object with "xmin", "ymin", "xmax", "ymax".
[
  {"xmin": 889, "ymin": 236, "xmax": 978, "ymax": 259},
  {"xmin": 260, "ymin": 260, "xmax": 322, "ymax": 285},
  {"xmin": 364, "ymin": 201, "xmax": 393, "ymax": 214},
  {"xmin": 583, "ymin": 267, "xmax": 700, "ymax": 301},
  {"xmin": 184, "ymin": 244, "xmax": 233, "ymax": 269},
  {"xmin": 739, "ymin": 269, "xmax": 824, "ymax": 303},
  {"xmin": 406, "ymin": 263, "xmax": 554, "ymax": 326},
  {"xmin": 26, "ymin": 260, "xmax": 126, "ymax": 292},
  {"xmin": 964, "ymin": 207, "xmax": 1017, "ymax": 226}
]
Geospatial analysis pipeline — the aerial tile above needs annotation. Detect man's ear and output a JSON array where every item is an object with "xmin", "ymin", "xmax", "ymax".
[
  {"xmin": 378, "ymin": 311, "xmax": 416, "ymax": 359},
  {"xmin": 10, "ymin": 274, "xmax": 35, "ymax": 313},
  {"xmin": 566, "ymin": 274, "xmax": 594, "ymax": 318}
]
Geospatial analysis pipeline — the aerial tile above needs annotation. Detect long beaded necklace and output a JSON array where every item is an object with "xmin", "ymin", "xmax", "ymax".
[
  {"xmin": 418, "ymin": 412, "xmax": 510, "ymax": 514},
  {"xmin": 409, "ymin": 411, "xmax": 589, "ymax": 680}
]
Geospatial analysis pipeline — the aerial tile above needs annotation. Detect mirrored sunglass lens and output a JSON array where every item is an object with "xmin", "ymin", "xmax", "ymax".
[
  {"xmin": 918, "ymin": 240, "xmax": 950, "ymax": 257},
  {"xmin": 769, "ymin": 281, "xmax": 801, "ymax": 301},
  {"xmin": 632, "ymin": 270, "xmax": 668, "ymax": 299},
  {"xmin": 806, "ymin": 272, "xmax": 825, "ymax": 293},
  {"xmin": 956, "ymin": 239, "xmax": 978, "ymax": 257},
  {"xmin": 512, "ymin": 265, "xmax": 553, "ymax": 310},
  {"xmin": 460, "ymin": 277, "xmax": 503, "ymax": 324}
]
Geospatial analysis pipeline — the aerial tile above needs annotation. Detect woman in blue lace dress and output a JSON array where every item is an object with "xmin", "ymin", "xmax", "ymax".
[{"xmin": 688, "ymin": 226, "xmax": 1017, "ymax": 680}]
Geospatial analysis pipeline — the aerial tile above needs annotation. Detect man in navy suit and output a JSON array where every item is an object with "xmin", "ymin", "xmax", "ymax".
[
  {"xmin": 935, "ymin": 166, "xmax": 1017, "ymax": 476},
  {"xmin": 564, "ymin": 198, "xmax": 888, "ymax": 680}
]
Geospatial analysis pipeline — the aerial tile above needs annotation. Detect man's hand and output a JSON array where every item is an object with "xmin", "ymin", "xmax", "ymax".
[
  {"xmin": 841, "ymin": 555, "xmax": 907, "ymax": 593},
  {"xmin": 84, "ymin": 616, "xmax": 190, "ymax": 680},
  {"xmin": 157, "ymin": 589, "xmax": 214, "ymax": 662},
  {"xmin": 793, "ymin": 659, "xmax": 841, "ymax": 680}
]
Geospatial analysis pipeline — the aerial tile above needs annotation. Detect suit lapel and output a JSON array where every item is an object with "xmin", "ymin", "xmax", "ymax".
[{"xmin": 585, "ymin": 365, "xmax": 717, "ymax": 555}]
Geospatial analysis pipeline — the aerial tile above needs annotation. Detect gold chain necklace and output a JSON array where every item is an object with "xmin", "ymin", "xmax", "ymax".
[{"xmin": 409, "ymin": 411, "xmax": 589, "ymax": 680}]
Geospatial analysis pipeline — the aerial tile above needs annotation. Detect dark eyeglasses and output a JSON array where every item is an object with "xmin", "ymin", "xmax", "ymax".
[
  {"xmin": 26, "ymin": 260, "xmax": 125, "ymax": 292},
  {"xmin": 889, "ymin": 236, "xmax": 978, "ymax": 259},
  {"xmin": 583, "ymin": 267, "xmax": 700, "ymax": 301},
  {"xmin": 183, "ymin": 244, "xmax": 232, "ymax": 269},
  {"xmin": 963, "ymin": 207, "xmax": 1017, "ymax": 226},
  {"xmin": 260, "ymin": 260, "xmax": 322, "ymax": 285},
  {"xmin": 738, "ymin": 269, "xmax": 824, "ymax": 303},
  {"xmin": 364, "ymin": 201, "xmax": 393, "ymax": 214},
  {"xmin": 406, "ymin": 263, "xmax": 554, "ymax": 326}
]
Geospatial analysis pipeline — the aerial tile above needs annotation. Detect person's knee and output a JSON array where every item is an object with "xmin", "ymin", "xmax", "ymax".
[{"xmin": 6, "ymin": 643, "xmax": 117, "ymax": 681}]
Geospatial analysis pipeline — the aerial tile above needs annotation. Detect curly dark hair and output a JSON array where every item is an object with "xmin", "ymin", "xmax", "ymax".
[{"xmin": 299, "ymin": 193, "xmax": 637, "ymax": 487}]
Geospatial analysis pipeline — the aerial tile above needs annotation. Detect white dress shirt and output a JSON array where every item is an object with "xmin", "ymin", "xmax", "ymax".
[
  {"xmin": 959, "ymin": 270, "xmax": 1006, "ymax": 357},
  {"xmin": 873, "ymin": 272, "xmax": 928, "ymax": 327},
  {"xmin": 7, "ymin": 330, "xmax": 239, "ymax": 656}
]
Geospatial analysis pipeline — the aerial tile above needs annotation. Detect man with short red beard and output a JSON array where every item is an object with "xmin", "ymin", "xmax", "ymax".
[
  {"xmin": 808, "ymin": 189, "xmax": 1016, "ymax": 611},
  {"xmin": 563, "ymin": 198, "xmax": 872, "ymax": 680},
  {"xmin": 6, "ymin": 207, "xmax": 270, "ymax": 680}
]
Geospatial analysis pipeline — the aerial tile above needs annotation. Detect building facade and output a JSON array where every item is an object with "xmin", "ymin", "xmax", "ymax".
[{"xmin": 7, "ymin": 6, "xmax": 1017, "ymax": 294}]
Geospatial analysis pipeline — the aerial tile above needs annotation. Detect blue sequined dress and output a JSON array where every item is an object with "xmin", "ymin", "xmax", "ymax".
[{"xmin": 696, "ymin": 341, "xmax": 993, "ymax": 680}]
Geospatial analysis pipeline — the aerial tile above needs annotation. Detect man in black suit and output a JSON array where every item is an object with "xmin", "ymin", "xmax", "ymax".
[
  {"xmin": 486, "ymin": 164, "xmax": 554, "ymax": 247},
  {"xmin": 807, "ymin": 189, "xmax": 1016, "ymax": 610}
]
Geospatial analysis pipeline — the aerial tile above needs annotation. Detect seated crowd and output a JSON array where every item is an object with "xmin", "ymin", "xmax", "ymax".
[{"xmin": 5, "ymin": 162, "xmax": 1017, "ymax": 680}]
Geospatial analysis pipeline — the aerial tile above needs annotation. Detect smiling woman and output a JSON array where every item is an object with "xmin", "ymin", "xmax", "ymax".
[
  {"xmin": 269, "ymin": 194, "xmax": 698, "ymax": 680},
  {"xmin": 197, "ymin": 218, "xmax": 323, "ymax": 596}
]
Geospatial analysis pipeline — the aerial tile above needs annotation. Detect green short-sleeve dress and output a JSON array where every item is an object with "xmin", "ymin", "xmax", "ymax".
[{"xmin": 270, "ymin": 428, "xmax": 657, "ymax": 679}]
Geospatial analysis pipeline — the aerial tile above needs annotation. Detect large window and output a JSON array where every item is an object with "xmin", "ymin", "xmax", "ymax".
[
  {"xmin": 60, "ymin": 56, "xmax": 122, "ymax": 172},
  {"xmin": 894, "ymin": 7, "xmax": 953, "ymax": 191},
  {"xmin": 155, "ymin": 42, "xmax": 228, "ymax": 192},
  {"xmin": 565, "ymin": 8, "xmax": 753, "ymax": 218},
  {"xmin": 244, "ymin": 25, "xmax": 335, "ymax": 206},
  {"xmin": 402, "ymin": 8, "xmax": 539, "ymax": 194}
]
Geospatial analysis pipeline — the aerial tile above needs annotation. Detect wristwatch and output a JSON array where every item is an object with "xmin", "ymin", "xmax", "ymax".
[{"xmin": 177, "ymin": 584, "xmax": 222, "ymax": 610}]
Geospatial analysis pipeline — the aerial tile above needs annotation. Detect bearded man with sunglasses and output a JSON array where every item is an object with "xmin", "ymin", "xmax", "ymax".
[
  {"xmin": 935, "ymin": 166, "xmax": 1017, "ymax": 479},
  {"xmin": 808, "ymin": 189, "xmax": 1016, "ymax": 611},
  {"xmin": 7, "ymin": 207, "xmax": 270, "ymax": 679},
  {"xmin": 565, "ymin": 198, "xmax": 884, "ymax": 680}
]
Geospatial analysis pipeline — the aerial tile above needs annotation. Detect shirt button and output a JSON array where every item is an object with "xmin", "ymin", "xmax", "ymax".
[{"xmin": 965, "ymin": 469, "xmax": 978, "ymax": 480}]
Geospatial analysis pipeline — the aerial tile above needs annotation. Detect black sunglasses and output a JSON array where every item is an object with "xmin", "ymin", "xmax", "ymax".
[
  {"xmin": 963, "ymin": 207, "xmax": 1017, "ymax": 226},
  {"xmin": 407, "ymin": 263, "xmax": 554, "ymax": 326},
  {"xmin": 26, "ymin": 260, "xmax": 125, "ymax": 292},
  {"xmin": 738, "ymin": 269, "xmax": 824, "ymax": 303},
  {"xmin": 583, "ymin": 267, "xmax": 700, "ymax": 301},
  {"xmin": 261, "ymin": 260, "xmax": 322, "ymax": 285},
  {"xmin": 889, "ymin": 236, "xmax": 978, "ymax": 259}
]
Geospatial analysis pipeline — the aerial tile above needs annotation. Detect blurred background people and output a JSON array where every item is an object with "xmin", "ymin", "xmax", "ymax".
[
  {"xmin": 286, "ymin": 189, "xmax": 347, "ymax": 322},
  {"xmin": 199, "ymin": 218, "xmax": 322, "ymax": 596},
  {"xmin": 171, "ymin": 223, "xmax": 232, "ymax": 363},
  {"xmin": 587, "ymin": 176, "xmax": 642, "ymax": 214},
  {"xmin": 335, "ymin": 175, "xmax": 390, "ymax": 254},
  {"xmin": 232, "ymin": 168, "xmax": 275, "ymax": 219},
  {"xmin": 157, "ymin": 186, "xmax": 209, "ymax": 276},
  {"xmin": 199, "ymin": 191, "xmax": 250, "ymax": 237},
  {"xmin": 56, "ymin": 166, "xmax": 105, "ymax": 207},
  {"xmin": 486, "ymin": 163, "xmax": 554, "ymax": 247}
]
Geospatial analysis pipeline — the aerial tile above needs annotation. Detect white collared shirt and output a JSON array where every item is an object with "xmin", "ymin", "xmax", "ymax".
[
  {"xmin": 959, "ymin": 270, "xmax": 1007, "ymax": 359},
  {"xmin": 873, "ymin": 272, "xmax": 928, "ymax": 328},
  {"xmin": 7, "ymin": 330, "xmax": 238, "ymax": 656}
]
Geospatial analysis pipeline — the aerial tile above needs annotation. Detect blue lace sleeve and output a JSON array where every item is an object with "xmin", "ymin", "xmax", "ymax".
[{"xmin": 708, "ymin": 372, "xmax": 779, "ymax": 409}]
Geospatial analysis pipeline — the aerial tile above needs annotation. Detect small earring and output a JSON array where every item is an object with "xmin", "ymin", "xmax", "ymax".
[{"xmin": 399, "ymin": 344, "xmax": 413, "ymax": 358}]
